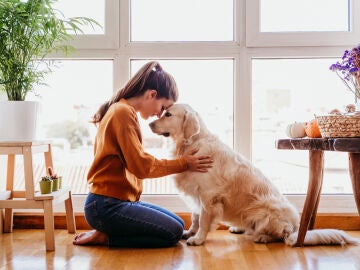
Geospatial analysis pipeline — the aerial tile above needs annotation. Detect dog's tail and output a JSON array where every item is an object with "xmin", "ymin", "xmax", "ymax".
[{"xmin": 284, "ymin": 229, "xmax": 359, "ymax": 246}]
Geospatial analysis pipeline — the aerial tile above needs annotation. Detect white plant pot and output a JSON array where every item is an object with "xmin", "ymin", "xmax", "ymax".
[{"xmin": 0, "ymin": 101, "xmax": 40, "ymax": 141}]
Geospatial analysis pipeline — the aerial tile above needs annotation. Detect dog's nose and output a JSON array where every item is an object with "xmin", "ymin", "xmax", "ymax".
[{"xmin": 149, "ymin": 122, "xmax": 155, "ymax": 130}]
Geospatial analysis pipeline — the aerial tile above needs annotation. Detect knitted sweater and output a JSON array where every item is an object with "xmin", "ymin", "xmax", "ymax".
[{"xmin": 87, "ymin": 99, "xmax": 187, "ymax": 201}]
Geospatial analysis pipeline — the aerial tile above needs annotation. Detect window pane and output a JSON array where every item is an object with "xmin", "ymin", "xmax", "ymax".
[
  {"xmin": 131, "ymin": 59, "xmax": 234, "ymax": 194},
  {"xmin": 0, "ymin": 61, "xmax": 113, "ymax": 194},
  {"xmin": 252, "ymin": 59, "xmax": 354, "ymax": 194},
  {"xmin": 260, "ymin": 0, "xmax": 349, "ymax": 32},
  {"xmin": 52, "ymin": 0, "xmax": 105, "ymax": 34},
  {"xmin": 130, "ymin": 0, "xmax": 233, "ymax": 41}
]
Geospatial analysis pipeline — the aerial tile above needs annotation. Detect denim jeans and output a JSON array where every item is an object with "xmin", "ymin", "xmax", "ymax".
[{"xmin": 84, "ymin": 193, "xmax": 184, "ymax": 248}]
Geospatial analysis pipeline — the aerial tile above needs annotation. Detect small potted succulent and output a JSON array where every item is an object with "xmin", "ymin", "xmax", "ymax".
[
  {"xmin": 39, "ymin": 176, "xmax": 53, "ymax": 195},
  {"xmin": 47, "ymin": 167, "xmax": 62, "ymax": 192}
]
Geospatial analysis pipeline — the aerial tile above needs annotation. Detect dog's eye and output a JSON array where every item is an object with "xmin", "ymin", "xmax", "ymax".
[{"xmin": 164, "ymin": 112, "xmax": 172, "ymax": 117}]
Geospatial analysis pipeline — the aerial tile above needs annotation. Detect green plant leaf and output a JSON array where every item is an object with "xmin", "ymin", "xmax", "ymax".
[{"xmin": 0, "ymin": 0, "xmax": 101, "ymax": 101}]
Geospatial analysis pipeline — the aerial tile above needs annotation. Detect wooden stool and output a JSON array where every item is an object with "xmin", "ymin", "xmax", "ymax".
[{"xmin": 0, "ymin": 141, "xmax": 76, "ymax": 251}]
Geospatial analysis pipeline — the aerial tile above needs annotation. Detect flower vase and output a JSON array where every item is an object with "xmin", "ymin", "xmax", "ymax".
[
  {"xmin": 356, "ymin": 100, "xmax": 360, "ymax": 112},
  {"xmin": 39, "ymin": 180, "xmax": 53, "ymax": 194}
]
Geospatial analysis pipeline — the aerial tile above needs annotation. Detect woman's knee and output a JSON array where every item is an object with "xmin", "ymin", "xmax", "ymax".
[{"xmin": 167, "ymin": 222, "xmax": 184, "ymax": 245}]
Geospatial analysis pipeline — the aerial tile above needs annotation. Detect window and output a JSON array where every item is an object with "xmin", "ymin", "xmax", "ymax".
[
  {"xmin": 260, "ymin": 0, "xmax": 349, "ymax": 32},
  {"xmin": 132, "ymin": 59, "xmax": 234, "ymax": 194},
  {"xmin": 0, "ymin": 61, "xmax": 113, "ymax": 194},
  {"xmin": 52, "ymin": 0, "xmax": 119, "ymax": 49},
  {"xmin": 52, "ymin": 0, "xmax": 105, "ymax": 34},
  {"xmin": 252, "ymin": 58, "xmax": 354, "ymax": 194},
  {"xmin": 130, "ymin": 0, "xmax": 233, "ymax": 41},
  {"xmin": 246, "ymin": 0, "xmax": 360, "ymax": 46},
  {"xmin": 3, "ymin": 0, "xmax": 359, "ymax": 213}
]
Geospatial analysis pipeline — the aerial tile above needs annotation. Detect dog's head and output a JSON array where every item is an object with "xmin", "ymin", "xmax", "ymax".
[{"xmin": 149, "ymin": 103, "xmax": 201, "ymax": 144}]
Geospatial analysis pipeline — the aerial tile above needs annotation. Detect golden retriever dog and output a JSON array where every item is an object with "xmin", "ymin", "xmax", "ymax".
[{"xmin": 149, "ymin": 103, "xmax": 359, "ymax": 247}]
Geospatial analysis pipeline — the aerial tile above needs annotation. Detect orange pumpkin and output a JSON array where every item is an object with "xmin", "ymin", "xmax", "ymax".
[{"xmin": 305, "ymin": 119, "xmax": 322, "ymax": 138}]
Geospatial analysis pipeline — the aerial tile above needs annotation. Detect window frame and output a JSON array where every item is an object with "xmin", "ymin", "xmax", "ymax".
[
  {"xmin": 43, "ymin": 0, "xmax": 359, "ymax": 214},
  {"xmin": 67, "ymin": 0, "xmax": 119, "ymax": 49},
  {"xmin": 246, "ymin": 0, "xmax": 360, "ymax": 47}
]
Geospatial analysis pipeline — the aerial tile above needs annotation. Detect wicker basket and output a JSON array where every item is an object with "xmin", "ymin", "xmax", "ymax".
[{"xmin": 316, "ymin": 114, "xmax": 360, "ymax": 138}]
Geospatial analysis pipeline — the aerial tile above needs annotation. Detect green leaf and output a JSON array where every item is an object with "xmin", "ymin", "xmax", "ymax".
[{"xmin": 0, "ymin": 0, "xmax": 101, "ymax": 100}]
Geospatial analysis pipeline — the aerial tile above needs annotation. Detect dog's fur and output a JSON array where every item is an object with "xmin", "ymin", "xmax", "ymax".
[{"xmin": 149, "ymin": 103, "xmax": 359, "ymax": 246}]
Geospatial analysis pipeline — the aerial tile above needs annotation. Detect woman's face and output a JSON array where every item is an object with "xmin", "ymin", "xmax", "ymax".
[{"xmin": 139, "ymin": 90, "xmax": 174, "ymax": 120}]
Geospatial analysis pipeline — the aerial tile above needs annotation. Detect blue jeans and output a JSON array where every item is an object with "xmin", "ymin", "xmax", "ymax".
[{"xmin": 84, "ymin": 193, "xmax": 184, "ymax": 248}]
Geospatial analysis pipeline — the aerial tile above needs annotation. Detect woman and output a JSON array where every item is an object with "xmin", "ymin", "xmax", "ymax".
[{"xmin": 73, "ymin": 61, "xmax": 213, "ymax": 248}]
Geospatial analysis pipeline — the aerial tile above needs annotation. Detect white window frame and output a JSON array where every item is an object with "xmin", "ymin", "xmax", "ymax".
[
  {"xmin": 45, "ymin": 0, "xmax": 359, "ymax": 215},
  {"xmin": 246, "ymin": 0, "xmax": 360, "ymax": 47},
  {"xmin": 67, "ymin": 0, "xmax": 119, "ymax": 49}
]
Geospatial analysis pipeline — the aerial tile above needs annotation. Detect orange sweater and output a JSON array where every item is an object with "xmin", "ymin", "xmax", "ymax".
[{"xmin": 87, "ymin": 99, "xmax": 187, "ymax": 201}]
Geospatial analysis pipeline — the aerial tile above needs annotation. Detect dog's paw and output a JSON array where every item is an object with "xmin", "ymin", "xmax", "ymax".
[
  {"xmin": 229, "ymin": 226, "xmax": 245, "ymax": 234},
  {"xmin": 284, "ymin": 233, "xmax": 297, "ymax": 246},
  {"xmin": 182, "ymin": 230, "xmax": 196, "ymax": 240},
  {"xmin": 281, "ymin": 225, "xmax": 295, "ymax": 239},
  {"xmin": 253, "ymin": 234, "xmax": 274, "ymax": 243},
  {"xmin": 186, "ymin": 236, "xmax": 205, "ymax": 246}
]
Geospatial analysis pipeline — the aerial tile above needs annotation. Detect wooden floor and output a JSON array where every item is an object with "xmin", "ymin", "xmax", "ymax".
[{"xmin": 1, "ymin": 229, "xmax": 360, "ymax": 270}]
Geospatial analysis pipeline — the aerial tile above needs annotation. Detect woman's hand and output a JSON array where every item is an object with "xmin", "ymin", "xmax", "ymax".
[{"xmin": 183, "ymin": 148, "xmax": 213, "ymax": 172}]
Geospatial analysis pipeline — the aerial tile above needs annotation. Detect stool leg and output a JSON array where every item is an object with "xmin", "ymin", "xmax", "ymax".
[
  {"xmin": 65, "ymin": 191, "xmax": 76, "ymax": 233},
  {"xmin": 295, "ymin": 150, "xmax": 324, "ymax": 247},
  {"xmin": 43, "ymin": 200, "xmax": 55, "ymax": 251},
  {"xmin": 4, "ymin": 154, "xmax": 15, "ymax": 233},
  {"xmin": 3, "ymin": 209, "xmax": 13, "ymax": 233},
  {"xmin": 0, "ymin": 209, "xmax": 3, "ymax": 233},
  {"xmin": 349, "ymin": 153, "xmax": 360, "ymax": 215}
]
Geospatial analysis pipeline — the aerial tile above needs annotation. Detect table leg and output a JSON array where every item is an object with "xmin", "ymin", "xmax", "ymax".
[
  {"xmin": 295, "ymin": 150, "xmax": 324, "ymax": 247},
  {"xmin": 348, "ymin": 153, "xmax": 360, "ymax": 215}
]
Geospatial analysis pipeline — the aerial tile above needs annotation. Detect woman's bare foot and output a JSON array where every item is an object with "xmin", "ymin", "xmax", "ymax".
[{"xmin": 73, "ymin": 230, "xmax": 109, "ymax": 246}]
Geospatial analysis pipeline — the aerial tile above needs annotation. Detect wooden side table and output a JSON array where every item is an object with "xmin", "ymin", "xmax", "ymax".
[
  {"xmin": 0, "ymin": 141, "xmax": 76, "ymax": 251},
  {"xmin": 276, "ymin": 138, "xmax": 360, "ymax": 246}
]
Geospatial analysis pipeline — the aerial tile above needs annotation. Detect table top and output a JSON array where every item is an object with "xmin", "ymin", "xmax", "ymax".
[
  {"xmin": 0, "ymin": 140, "xmax": 52, "ymax": 147},
  {"xmin": 276, "ymin": 138, "xmax": 360, "ymax": 152}
]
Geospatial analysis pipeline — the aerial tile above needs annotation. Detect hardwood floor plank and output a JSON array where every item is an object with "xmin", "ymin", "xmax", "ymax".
[{"xmin": 1, "ymin": 229, "xmax": 360, "ymax": 270}]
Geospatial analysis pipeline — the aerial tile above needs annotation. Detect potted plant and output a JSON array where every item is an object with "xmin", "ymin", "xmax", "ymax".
[
  {"xmin": 47, "ymin": 167, "xmax": 62, "ymax": 191},
  {"xmin": 0, "ymin": 0, "xmax": 99, "ymax": 141},
  {"xmin": 39, "ymin": 176, "xmax": 53, "ymax": 194}
]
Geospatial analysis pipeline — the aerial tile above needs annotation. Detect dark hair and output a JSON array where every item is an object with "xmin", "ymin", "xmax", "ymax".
[{"xmin": 91, "ymin": 61, "xmax": 178, "ymax": 124}]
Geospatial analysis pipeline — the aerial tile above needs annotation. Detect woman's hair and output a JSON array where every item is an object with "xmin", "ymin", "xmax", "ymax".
[{"xmin": 91, "ymin": 61, "xmax": 179, "ymax": 124}]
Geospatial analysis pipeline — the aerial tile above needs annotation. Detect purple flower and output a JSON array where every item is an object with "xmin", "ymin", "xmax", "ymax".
[{"xmin": 330, "ymin": 44, "xmax": 360, "ymax": 99}]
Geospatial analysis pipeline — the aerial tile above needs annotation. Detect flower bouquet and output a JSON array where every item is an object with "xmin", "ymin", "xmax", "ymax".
[
  {"xmin": 329, "ymin": 44, "xmax": 360, "ymax": 102},
  {"xmin": 316, "ymin": 47, "xmax": 360, "ymax": 137}
]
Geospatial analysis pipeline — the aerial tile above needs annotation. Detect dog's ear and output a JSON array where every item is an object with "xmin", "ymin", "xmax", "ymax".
[{"xmin": 183, "ymin": 110, "xmax": 200, "ymax": 142}]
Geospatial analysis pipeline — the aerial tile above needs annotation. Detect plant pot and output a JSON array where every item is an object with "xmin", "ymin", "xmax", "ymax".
[
  {"xmin": 52, "ymin": 178, "xmax": 60, "ymax": 192},
  {"xmin": 58, "ymin": 176, "xmax": 63, "ymax": 189},
  {"xmin": 39, "ymin": 180, "xmax": 53, "ymax": 194},
  {"xmin": 0, "ymin": 101, "xmax": 40, "ymax": 141}
]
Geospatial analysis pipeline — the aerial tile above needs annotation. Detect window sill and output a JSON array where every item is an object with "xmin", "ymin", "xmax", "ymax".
[{"xmin": 39, "ymin": 193, "xmax": 359, "ymax": 214}]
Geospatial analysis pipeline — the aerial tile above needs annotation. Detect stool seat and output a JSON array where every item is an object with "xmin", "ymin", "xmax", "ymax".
[{"xmin": 0, "ymin": 140, "xmax": 76, "ymax": 251}]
